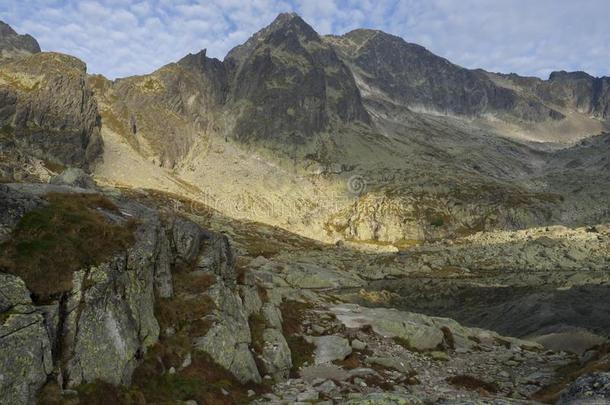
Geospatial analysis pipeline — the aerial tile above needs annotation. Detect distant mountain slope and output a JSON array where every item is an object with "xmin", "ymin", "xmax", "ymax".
[
  {"xmin": 490, "ymin": 70, "xmax": 610, "ymax": 119},
  {"xmin": 326, "ymin": 29, "xmax": 609, "ymax": 144},
  {"xmin": 0, "ymin": 21, "xmax": 40, "ymax": 59},
  {"xmin": 1, "ymin": 16, "xmax": 609, "ymax": 245},
  {"xmin": 325, "ymin": 29, "xmax": 563, "ymax": 123}
]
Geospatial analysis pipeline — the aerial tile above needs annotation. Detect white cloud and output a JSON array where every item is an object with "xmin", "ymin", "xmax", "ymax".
[{"xmin": 1, "ymin": 0, "xmax": 608, "ymax": 79}]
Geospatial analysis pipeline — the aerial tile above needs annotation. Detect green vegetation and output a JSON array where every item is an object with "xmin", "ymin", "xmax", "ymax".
[
  {"xmin": 0, "ymin": 193, "xmax": 136, "ymax": 301},
  {"xmin": 393, "ymin": 336, "xmax": 417, "ymax": 351}
]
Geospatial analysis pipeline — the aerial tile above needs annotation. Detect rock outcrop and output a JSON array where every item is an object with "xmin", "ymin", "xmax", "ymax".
[
  {"xmin": 0, "ymin": 50, "xmax": 103, "ymax": 181},
  {"xmin": 326, "ymin": 29, "xmax": 564, "ymax": 123},
  {"xmin": 225, "ymin": 12, "xmax": 370, "ymax": 144},
  {"xmin": 0, "ymin": 184, "xmax": 262, "ymax": 402},
  {"xmin": 194, "ymin": 233, "xmax": 263, "ymax": 384}
]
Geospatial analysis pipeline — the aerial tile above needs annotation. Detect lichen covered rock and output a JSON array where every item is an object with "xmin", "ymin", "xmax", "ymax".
[{"xmin": 0, "ymin": 274, "xmax": 53, "ymax": 405}]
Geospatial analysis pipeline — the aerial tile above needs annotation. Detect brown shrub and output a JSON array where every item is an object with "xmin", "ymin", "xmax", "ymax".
[
  {"xmin": 447, "ymin": 375, "xmax": 498, "ymax": 394},
  {"xmin": 174, "ymin": 271, "xmax": 216, "ymax": 295},
  {"xmin": 334, "ymin": 353, "xmax": 361, "ymax": 370},
  {"xmin": 155, "ymin": 294, "xmax": 216, "ymax": 335}
]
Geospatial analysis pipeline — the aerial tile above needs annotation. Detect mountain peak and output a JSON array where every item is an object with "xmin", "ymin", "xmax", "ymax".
[
  {"xmin": 225, "ymin": 12, "xmax": 319, "ymax": 65},
  {"xmin": 0, "ymin": 20, "xmax": 41, "ymax": 58},
  {"xmin": 256, "ymin": 12, "xmax": 320, "ymax": 47},
  {"xmin": 273, "ymin": 12, "xmax": 301, "ymax": 23}
]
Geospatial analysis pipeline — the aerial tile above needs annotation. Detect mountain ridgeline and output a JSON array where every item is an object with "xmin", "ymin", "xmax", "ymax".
[
  {"xmin": 82, "ymin": 13, "xmax": 609, "ymax": 167},
  {"xmin": 1, "ymin": 13, "xmax": 610, "ymax": 244}
]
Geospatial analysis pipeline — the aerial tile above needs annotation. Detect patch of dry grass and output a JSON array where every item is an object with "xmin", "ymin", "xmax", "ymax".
[
  {"xmin": 0, "ymin": 193, "xmax": 135, "ymax": 301},
  {"xmin": 279, "ymin": 300, "xmax": 316, "ymax": 374}
]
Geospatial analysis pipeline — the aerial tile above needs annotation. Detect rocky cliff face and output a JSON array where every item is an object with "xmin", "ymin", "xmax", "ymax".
[
  {"xmin": 326, "ymin": 29, "xmax": 564, "ymax": 123},
  {"xmin": 0, "ymin": 50, "xmax": 102, "ymax": 181},
  {"xmin": 90, "ymin": 50, "xmax": 228, "ymax": 168},
  {"xmin": 225, "ymin": 13, "xmax": 369, "ymax": 144},
  {"xmin": 538, "ymin": 71, "xmax": 610, "ymax": 119},
  {"xmin": 91, "ymin": 13, "xmax": 370, "ymax": 169},
  {"xmin": 0, "ymin": 21, "xmax": 40, "ymax": 60}
]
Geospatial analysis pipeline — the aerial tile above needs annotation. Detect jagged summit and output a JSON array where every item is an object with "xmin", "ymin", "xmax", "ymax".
[
  {"xmin": 225, "ymin": 12, "xmax": 320, "ymax": 67},
  {"xmin": 222, "ymin": 12, "xmax": 369, "ymax": 143},
  {"xmin": 0, "ymin": 20, "xmax": 41, "ymax": 59}
]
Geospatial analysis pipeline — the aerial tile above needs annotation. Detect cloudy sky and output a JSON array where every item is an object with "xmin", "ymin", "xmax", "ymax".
[{"xmin": 1, "ymin": 0, "xmax": 608, "ymax": 79}]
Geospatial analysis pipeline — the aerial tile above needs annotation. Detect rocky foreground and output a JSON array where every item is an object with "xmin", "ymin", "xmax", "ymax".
[{"xmin": 1, "ymin": 175, "xmax": 609, "ymax": 405}]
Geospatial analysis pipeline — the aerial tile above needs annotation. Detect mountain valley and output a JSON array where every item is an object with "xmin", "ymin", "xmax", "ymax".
[{"xmin": 1, "ymin": 12, "xmax": 609, "ymax": 405}]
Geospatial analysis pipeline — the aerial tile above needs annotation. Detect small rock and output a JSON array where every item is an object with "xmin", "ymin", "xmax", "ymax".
[
  {"xmin": 168, "ymin": 367, "xmax": 176, "ymax": 375},
  {"xmin": 351, "ymin": 339, "xmax": 367, "ymax": 350},
  {"xmin": 307, "ymin": 335, "xmax": 352, "ymax": 364},
  {"xmin": 180, "ymin": 353, "xmax": 192, "ymax": 369},
  {"xmin": 348, "ymin": 368, "xmax": 378, "ymax": 378},
  {"xmin": 247, "ymin": 389, "xmax": 256, "ymax": 397},
  {"xmin": 315, "ymin": 379, "xmax": 337, "ymax": 394},
  {"xmin": 354, "ymin": 377, "xmax": 367, "ymax": 387}
]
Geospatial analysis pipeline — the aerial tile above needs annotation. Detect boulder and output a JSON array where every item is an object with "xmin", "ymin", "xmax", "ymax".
[
  {"xmin": 307, "ymin": 335, "xmax": 352, "ymax": 364},
  {"xmin": 49, "ymin": 168, "xmax": 96, "ymax": 189},
  {"xmin": 364, "ymin": 356, "xmax": 413, "ymax": 374},
  {"xmin": 261, "ymin": 328, "xmax": 292, "ymax": 381}
]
